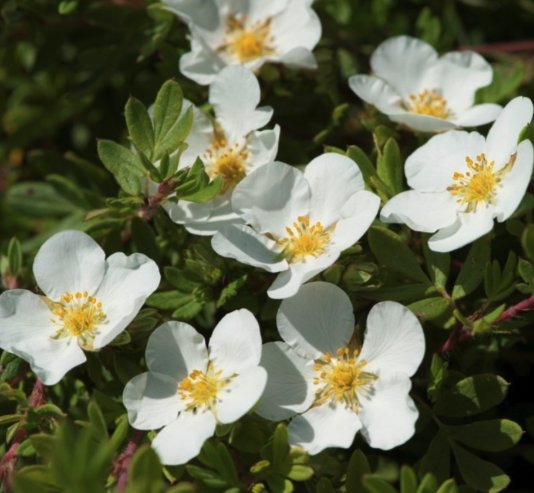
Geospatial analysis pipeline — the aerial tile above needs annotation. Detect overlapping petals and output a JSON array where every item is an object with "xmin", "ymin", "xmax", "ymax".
[
  {"xmin": 123, "ymin": 310, "xmax": 267, "ymax": 465},
  {"xmin": 0, "ymin": 231, "xmax": 160, "ymax": 385},
  {"xmin": 349, "ymin": 36, "xmax": 502, "ymax": 132},
  {"xmin": 256, "ymin": 282, "xmax": 425, "ymax": 454},
  {"xmin": 381, "ymin": 96, "xmax": 534, "ymax": 252},
  {"xmin": 211, "ymin": 154, "xmax": 380, "ymax": 298}
]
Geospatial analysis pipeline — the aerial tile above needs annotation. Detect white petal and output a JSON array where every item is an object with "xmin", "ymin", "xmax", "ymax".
[
  {"xmin": 179, "ymin": 42, "xmax": 226, "ymax": 86},
  {"xmin": 332, "ymin": 191, "xmax": 380, "ymax": 251},
  {"xmin": 370, "ymin": 36, "xmax": 438, "ymax": 99},
  {"xmin": 179, "ymin": 102, "xmax": 214, "ymax": 167},
  {"xmin": 303, "ymin": 153, "xmax": 365, "ymax": 227},
  {"xmin": 278, "ymin": 47, "xmax": 318, "ymax": 69},
  {"xmin": 359, "ymin": 371, "xmax": 418, "ymax": 450},
  {"xmin": 454, "ymin": 104, "xmax": 502, "ymax": 127},
  {"xmin": 166, "ymin": 195, "xmax": 212, "ymax": 226},
  {"xmin": 210, "ymin": 66, "xmax": 273, "ymax": 141},
  {"xmin": 211, "ymin": 225, "xmax": 288, "ymax": 272},
  {"xmin": 495, "ymin": 139, "xmax": 534, "ymax": 221},
  {"xmin": 268, "ymin": 250, "xmax": 340, "ymax": 299},
  {"xmin": 247, "ymin": 126, "xmax": 281, "ymax": 168},
  {"xmin": 428, "ymin": 208, "xmax": 496, "ymax": 253},
  {"xmin": 248, "ymin": 0, "xmax": 287, "ymax": 22},
  {"xmin": 288, "ymin": 403, "xmax": 362, "ymax": 455},
  {"xmin": 164, "ymin": 0, "xmax": 219, "ymax": 29},
  {"xmin": 33, "ymin": 230, "xmax": 106, "ymax": 301},
  {"xmin": 92, "ymin": 253, "xmax": 161, "ymax": 349},
  {"xmin": 405, "ymin": 130, "xmax": 486, "ymax": 192},
  {"xmin": 232, "ymin": 161, "xmax": 310, "ymax": 238},
  {"xmin": 123, "ymin": 372, "xmax": 183, "ymax": 430},
  {"xmin": 209, "ymin": 309, "xmax": 262, "ymax": 376},
  {"xmin": 436, "ymin": 51, "xmax": 494, "ymax": 114},
  {"xmin": 277, "ymin": 282, "xmax": 354, "ymax": 359},
  {"xmin": 348, "ymin": 75, "xmax": 403, "ymax": 114},
  {"xmin": 389, "ymin": 113, "xmax": 458, "ymax": 133},
  {"xmin": 0, "ymin": 290, "xmax": 86, "ymax": 385},
  {"xmin": 256, "ymin": 342, "xmax": 316, "ymax": 421},
  {"xmin": 380, "ymin": 190, "xmax": 459, "ymax": 233},
  {"xmin": 359, "ymin": 301, "xmax": 425, "ymax": 377},
  {"xmin": 486, "ymin": 96, "xmax": 534, "ymax": 167},
  {"xmin": 152, "ymin": 411, "xmax": 217, "ymax": 465},
  {"xmin": 216, "ymin": 366, "xmax": 267, "ymax": 424},
  {"xmin": 146, "ymin": 322, "xmax": 208, "ymax": 380}
]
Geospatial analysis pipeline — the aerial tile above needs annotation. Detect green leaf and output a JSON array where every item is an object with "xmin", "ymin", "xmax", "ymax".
[
  {"xmin": 346, "ymin": 449, "xmax": 371, "ymax": 493},
  {"xmin": 416, "ymin": 474, "xmax": 438, "ymax": 493},
  {"xmin": 147, "ymin": 291, "xmax": 193, "ymax": 310},
  {"xmin": 400, "ymin": 466, "xmax": 418, "ymax": 493},
  {"xmin": 0, "ymin": 414, "xmax": 23, "ymax": 426},
  {"xmin": 522, "ymin": 224, "xmax": 534, "ymax": 261},
  {"xmin": 408, "ymin": 297, "xmax": 452, "ymax": 322},
  {"xmin": 126, "ymin": 97, "xmax": 155, "ymax": 159},
  {"xmin": 117, "ymin": 165, "xmax": 142, "ymax": 195},
  {"xmin": 362, "ymin": 283, "xmax": 438, "ymax": 302},
  {"xmin": 172, "ymin": 300, "xmax": 203, "ymax": 320},
  {"xmin": 46, "ymin": 174, "xmax": 90, "ymax": 209},
  {"xmin": 316, "ymin": 478, "xmax": 337, "ymax": 493},
  {"xmin": 129, "ymin": 445, "xmax": 163, "ymax": 493},
  {"xmin": 155, "ymin": 105, "xmax": 194, "ymax": 160},
  {"xmin": 362, "ymin": 475, "xmax": 398, "ymax": 493},
  {"xmin": 428, "ymin": 354, "xmax": 448, "ymax": 403},
  {"xmin": 266, "ymin": 475, "xmax": 294, "ymax": 493},
  {"xmin": 97, "ymin": 139, "xmax": 145, "ymax": 176},
  {"xmin": 436, "ymin": 479, "xmax": 458, "ymax": 493},
  {"xmin": 181, "ymin": 175, "xmax": 224, "ymax": 203},
  {"xmin": 58, "ymin": 1, "xmax": 78, "ymax": 14},
  {"xmin": 423, "ymin": 234, "xmax": 450, "ymax": 291},
  {"xmin": 368, "ymin": 226, "xmax": 430, "ymax": 283},
  {"xmin": 450, "ymin": 441, "xmax": 510, "ymax": 493},
  {"xmin": 131, "ymin": 217, "xmax": 162, "ymax": 263},
  {"xmin": 287, "ymin": 465, "xmax": 314, "ymax": 481},
  {"xmin": 434, "ymin": 375, "xmax": 508, "ymax": 418},
  {"xmin": 377, "ymin": 138, "xmax": 403, "ymax": 196},
  {"xmin": 29, "ymin": 434, "xmax": 58, "ymax": 459},
  {"xmin": 113, "ymin": 354, "xmax": 142, "ymax": 386},
  {"xmin": 87, "ymin": 401, "xmax": 108, "ymax": 441},
  {"xmin": 419, "ymin": 430, "xmax": 450, "ymax": 483},
  {"xmin": 272, "ymin": 424, "xmax": 290, "ymax": 470},
  {"xmin": 229, "ymin": 419, "xmax": 266, "ymax": 453},
  {"xmin": 138, "ymin": 152, "xmax": 162, "ymax": 183},
  {"xmin": 13, "ymin": 465, "xmax": 62, "ymax": 493},
  {"xmin": 216, "ymin": 442, "xmax": 240, "ymax": 485},
  {"xmin": 452, "ymin": 236, "xmax": 491, "ymax": 300},
  {"xmin": 7, "ymin": 237, "xmax": 22, "ymax": 277},
  {"xmin": 346, "ymin": 146, "xmax": 377, "ymax": 191},
  {"xmin": 153, "ymin": 80, "xmax": 184, "ymax": 143},
  {"xmin": 35, "ymin": 404, "xmax": 65, "ymax": 420},
  {"xmin": 444, "ymin": 419, "xmax": 522, "ymax": 452}
]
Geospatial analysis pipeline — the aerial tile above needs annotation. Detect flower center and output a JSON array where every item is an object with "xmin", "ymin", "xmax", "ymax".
[
  {"xmin": 204, "ymin": 139, "xmax": 248, "ymax": 193},
  {"xmin": 222, "ymin": 15, "xmax": 275, "ymax": 63},
  {"xmin": 177, "ymin": 364, "xmax": 231, "ymax": 412},
  {"xmin": 313, "ymin": 348, "xmax": 377, "ymax": 412},
  {"xmin": 50, "ymin": 291, "xmax": 106, "ymax": 349},
  {"xmin": 448, "ymin": 152, "xmax": 516, "ymax": 213},
  {"xmin": 405, "ymin": 90, "xmax": 449, "ymax": 119},
  {"xmin": 276, "ymin": 216, "xmax": 331, "ymax": 263}
]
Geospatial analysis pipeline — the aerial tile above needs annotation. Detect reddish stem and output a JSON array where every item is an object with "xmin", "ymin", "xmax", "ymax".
[
  {"xmin": 113, "ymin": 430, "xmax": 145, "ymax": 492},
  {"xmin": 494, "ymin": 293, "xmax": 534, "ymax": 324},
  {"xmin": 440, "ymin": 321, "xmax": 472, "ymax": 354},
  {"xmin": 460, "ymin": 40, "xmax": 534, "ymax": 54}
]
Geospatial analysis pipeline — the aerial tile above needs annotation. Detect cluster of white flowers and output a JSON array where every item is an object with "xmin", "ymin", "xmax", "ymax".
[{"xmin": 2, "ymin": 0, "xmax": 533, "ymax": 470}]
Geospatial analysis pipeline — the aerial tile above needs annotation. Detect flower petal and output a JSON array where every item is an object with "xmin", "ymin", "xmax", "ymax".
[
  {"xmin": 288, "ymin": 403, "xmax": 362, "ymax": 455},
  {"xmin": 267, "ymin": 250, "xmax": 340, "ymax": 299},
  {"xmin": 428, "ymin": 208, "xmax": 495, "ymax": 253},
  {"xmin": 486, "ymin": 96, "xmax": 534, "ymax": 168},
  {"xmin": 123, "ymin": 372, "xmax": 183, "ymax": 430},
  {"xmin": 389, "ymin": 113, "xmax": 458, "ymax": 133},
  {"xmin": 405, "ymin": 130, "xmax": 486, "ymax": 192},
  {"xmin": 146, "ymin": 322, "xmax": 208, "ymax": 380},
  {"xmin": 380, "ymin": 190, "xmax": 459, "ymax": 233},
  {"xmin": 359, "ymin": 371, "xmax": 418, "ymax": 450},
  {"xmin": 211, "ymin": 224, "xmax": 288, "ymax": 272},
  {"xmin": 92, "ymin": 253, "xmax": 160, "ymax": 349},
  {"xmin": 332, "ymin": 191, "xmax": 380, "ymax": 251},
  {"xmin": 0, "ymin": 290, "xmax": 86, "ymax": 385},
  {"xmin": 216, "ymin": 366, "xmax": 267, "ymax": 424},
  {"xmin": 303, "ymin": 153, "xmax": 365, "ymax": 227},
  {"xmin": 348, "ymin": 75, "xmax": 403, "ymax": 114},
  {"xmin": 247, "ymin": 0, "xmax": 288, "ymax": 22},
  {"xmin": 370, "ymin": 36, "xmax": 438, "ymax": 99},
  {"xmin": 278, "ymin": 47, "xmax": 318, "ymax": 69},
  {"xmin": 164, "ymin": 0, "xmax": 220, "ymax": 30},
  {"xmin": 232, "ymin": 161, "xmax": 310, "ymax": 237},
  {"xmin": 359, "ymin": 301, "xmax": 425, "ymax": 377},
  {"xmin": 179, "ymin": 40, "xmax": 226, "ymax": 86},
  {"xmin": 277, "ymin": 282, "xmax": 354, "ymax": 359},
  {"xmin": 247, "ymin": 126, "xmax": 281, "ymax": 169},
  {"xmin": 209, "ymin": 309, "xmax": 262, "ymax": 376},
  {"xmin": 495, "ymin": 139, "xmax": 534, "ymax": 221},
  {"xmin": 454, "ymin": 104, "xmax": 502, "ymax": 127},
  {"xmin": 210, "ymin": 66, "xmax": 273, "ymax": 141},
  {"xmin": 33, "ymin": 230, "xmax": 106, "ymax": 301},
  {"xmin": 152, "ymin": 411, "xmax": 217, "ymax": 465},
  {"xmin": 255, "ymin": 342, "xmax": 316, "ymax": 421},
  {"xmin": 179, "ymin": 102, "xmax": 214, "ymax": 168}
]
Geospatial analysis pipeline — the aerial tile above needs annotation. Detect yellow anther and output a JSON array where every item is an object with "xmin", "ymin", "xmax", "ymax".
[
  {"xmin": 277, "ymin": 215, "xmax": 331, "ymax": 263},
  {"xmin": 221, "ymin": 16, "xmax": 275, "ymax": 63},
  {"xmin": 405, "ymin": 89, "xmax": 450, "ymax": 119}
]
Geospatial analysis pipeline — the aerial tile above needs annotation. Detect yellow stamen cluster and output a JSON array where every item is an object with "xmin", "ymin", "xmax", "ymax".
[
  {"xmin": 177, "ymin": 363, "xmax": 231, "ymax": 411},
  {"xmin": 448, "ymin": 152, "xmax": 515, "ymax": 213},
  {"xmin": 313, "ymin": 347, "xmax": 377, "ymax": 412},
  {"xmin": 405, "ymin": 90, "xmax": 449, "ymax": 119},
  {"xmin": 277, "ymin": 216, "xmax": 331, "ymax": 263},
  {"xmin": 204, "ymin": 139, "xmax": 248, "ymax": 192},
  {"xmin": 50, "ymin": 291, "xmax": 106, "ymax": 349},
  {"xmin": 221, "ymin": 16, "xmax": 275, "ymax": 63}
]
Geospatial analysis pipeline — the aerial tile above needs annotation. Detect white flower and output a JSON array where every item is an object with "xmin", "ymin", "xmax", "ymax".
[
  {"xmin": 381, "ymin": 96, "xmax": 534, "ymax": 252},
  {"xmin": 211, "ymin": 154, "xmax": 380, "ymax": 299},
  {"xmin": 123, "ymin": 310, "xmax": 267, "ymax": 465},
  {"xmin": 349, "ymin": 36, "xmax": 502, "ymax": 132},
  {"xmin": 0, "ymin": 231, "xmax": 160, "ymax": 385},
  {"xmin": 165, "ymin": 66, "xmax": 280, "ymax": 236},
  {"xmin": 163, "ymin": 0, "xmax": 322, "ymax": 85},
  {"xmin": 256, "ymin": 282, "xmax": 425, "ymax": 455}
]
